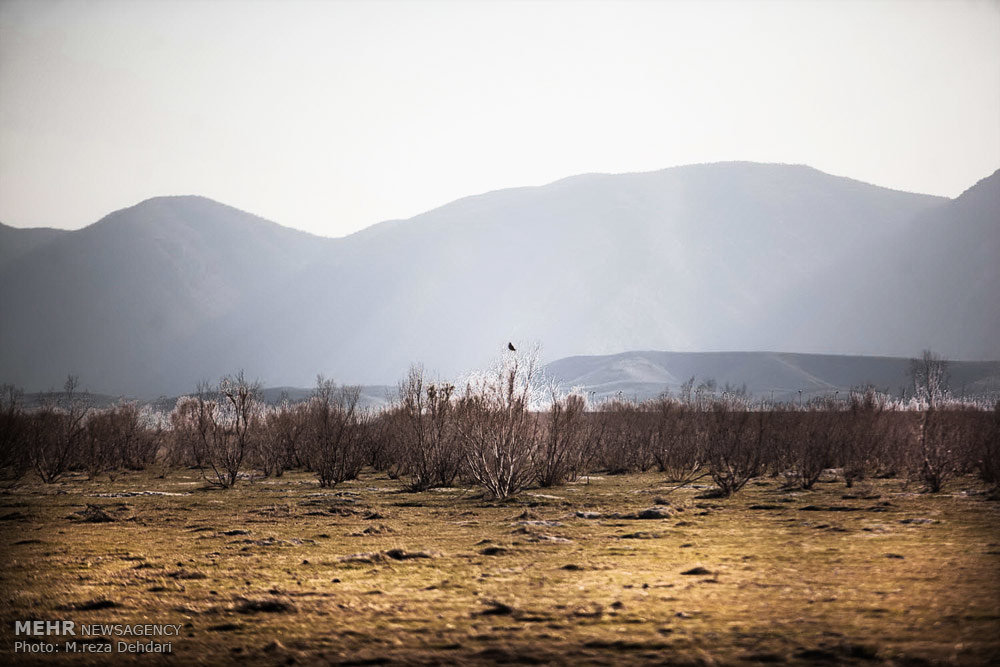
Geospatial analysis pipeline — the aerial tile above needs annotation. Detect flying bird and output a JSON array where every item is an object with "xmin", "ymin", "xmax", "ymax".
[{"xmin": 508, "ymin": 342, "xmax": 516, "ymax": 352}]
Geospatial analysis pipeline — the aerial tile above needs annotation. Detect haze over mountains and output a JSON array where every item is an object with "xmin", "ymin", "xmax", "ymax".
[
  {"xmin": 1, "ymin": 162, "xmax": 997, "ymax": 397},
  {"xmin": 547, "ymin": 351, "xmax": 1000, "ymax": 404}
]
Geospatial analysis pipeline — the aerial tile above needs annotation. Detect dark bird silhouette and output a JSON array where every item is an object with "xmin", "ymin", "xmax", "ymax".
[{"xmin": 508, "ymin": 342, "xmax": 516, "ymax": 352}]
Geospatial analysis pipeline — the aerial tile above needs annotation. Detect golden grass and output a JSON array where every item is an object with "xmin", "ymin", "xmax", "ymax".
[{"xmin": 1, "ymin": 469, "xmax": 998, "ymax": 665}]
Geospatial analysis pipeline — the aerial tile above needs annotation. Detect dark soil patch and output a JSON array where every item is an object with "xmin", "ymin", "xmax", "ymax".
[
  {"xmin": 480, "ymin": 546, "xmax": 510, "ymax": 556},
  {"xmin": 799, "ymin": 505, "xmax": 863, "ymax": 512},
  {"xmin": 234, "ymin": 598, "xmax": 296, "ymax": 614},
  {"xmin": 384, "ymin": 548, "xmax": 434, "ymax": 560},
  {"xmin": 208, "ymin": 623, "xmax": 241, "ymax": 632},
  {"xmin": 62, "ymin": 598, "xmax": 121, "ymax": 611},
  {"xmin": 474, "ymin": 647, "xmax": 547, "ymax": 664},
  {"xmin": 69, "ymin": 504, "xmax": 119, "ymax": 523},
  {"xmin": 169, "ymin": 569, "xmax": 209, "ymax": 580},
  {"xmin": 478, "ymin": 600, "xmax": 516, "ymax": 616}
]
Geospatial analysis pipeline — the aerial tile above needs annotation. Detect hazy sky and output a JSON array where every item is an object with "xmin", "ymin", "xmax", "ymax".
[{"xmin": 1, "ymin": 0, "xmax": 998, "ymax": 237}]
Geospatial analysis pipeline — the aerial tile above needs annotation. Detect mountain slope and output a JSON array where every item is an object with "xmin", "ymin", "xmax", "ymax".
[
  {"xmin": 0, "ymin": 196, "xmax": 331, "ymax": 394},
  {"xmin": 0, "ymin": 222, "xmax": 68, "ymax": 268},
  {"xmin": 2, "ymin": 162, "xmax": 996, "ymax": 397},
  {"xmin": 203, "ymin": 162, "xmax": 947, "ymax": 386},
  {"xmin": 545, "ymin": 350, "xmax": 1000, "ymax": 403},
  {"xmin": 763, "ymin": 169, "xmax": 1000, "ymax": 362}
]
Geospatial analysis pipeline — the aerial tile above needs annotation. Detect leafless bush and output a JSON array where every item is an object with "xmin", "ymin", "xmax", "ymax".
[
  {"xmin": 763, "ymin": 410, "xmax": 798, "ymax": 479},
  {"xmin": 913, "ymin": 408, "xmax": 963, "ymax": 492},
  {"xmin": 457, "ymin": 349, "xmax": 542, "ymax": 500},
  {"xmin": 168, "ymin": 391, "xmax": 213, "ymax": 468},
  {"xmin": 577, "ymin": 411, "xmax": 607, "ymax": 473},
  {"xmin": 592, "ymin": 400, "xmax": 657, "ymax": 474},
  {"xmin": 83, "ymin": 408, "xmax": 117, "ymax": 480},
  {"xmin": 9, "ymin": 357, "xmax": 996, "ymax": 501},
  {"xmin": 117, "ymin": 402, "xmax": 160, "ymax": 470},
  {"xmin": 257, "ymin": 401, "xmax": 309, "ymax": 477},
  {"xmin": 169, "ymin": 373, "xmax": 262, "ymax": 488},
  {"xmin": 84, "ymin": 401, "xmax": 160, "ymax": 480},
  {"xmin": 909, "ymin": 349, "xmax": 950, "ymax": 407},
  {"xmin": 364, "ymin": 407, "xmax": 405, "ymax": 476},
  {"xmin": 356, "ymin": 409, "xmax": 390, "ymax": 478},
  {"xmin": 208, "ymin": 372, "xmax": 263, "ymax": 487},
  {"xmin": 703, "ymin": 399, "xmax": 768, "ymax": 496},
  {"xmin": 394, "ymin": 365, "xmax": 464, "ymax": 491},
  {"xmin": 28, "ymin": 376, "xmax": 91, "ymax": 484},
  {"xmin": 841, "ymin": 387, "xmax": 891, "ymax": 487},
  {"xmin": 0, "ymin": 384, "xmax": 29, "ymax": 481},
  {"xmin": 536, "ymin": 392, "xmax": 586, "ymax": 487},
  {"xmin": 650, "ymin": 398, "xmax": 704, "ymax": 483},
  {"xmin": 305, "ymin": 377, "xmax": 367, "ymax": 488},
  {"xmin": 787, "ymin": 400, "xmax": 844, "ymax": 490},
  {"xmin": 975, "ymin": 402, "xmax": 1000, "ymax": 490}
]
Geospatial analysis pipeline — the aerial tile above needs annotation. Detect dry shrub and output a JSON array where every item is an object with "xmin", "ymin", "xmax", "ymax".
[
  {"xmin": 305, "ymin": 377, "xmax": 367, "ymax": 488},
  {"xmin": 703, "ymin": 399, "xmax": 768, "ymax": 496},
  {"xmin": 393, "ymin": 365, "xmax": 464, "ymax": 491},
  {"xmin": 457, "ymin": 349, "xmax": 542, "ymax": 500},
  {"xmin": 650, "ymin": 399, "xmax": 703, "ymax": 483},
  {"xmin": 536, "ymin": 392, "xmax": 587, "ymax": 487}
]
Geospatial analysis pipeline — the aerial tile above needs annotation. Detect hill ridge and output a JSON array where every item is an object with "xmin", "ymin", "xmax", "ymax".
[
  {"xmin": 545, "ymin": 350, "xmax": 1000, "ymax": 403},
  {"xmin": 0, "ymin": 162, "xmax": 994, "ymax": 396}
]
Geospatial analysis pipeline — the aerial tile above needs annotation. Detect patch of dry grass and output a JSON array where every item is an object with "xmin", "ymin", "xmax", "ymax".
[{"xmin": 1, "ymin": 469, "xmax": 998, "ymax": 665}]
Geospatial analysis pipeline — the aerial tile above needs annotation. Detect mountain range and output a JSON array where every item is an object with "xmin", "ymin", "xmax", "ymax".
[
  {"xmin": 546, "ymin": 351, "xmax": 1000, "ymax": 404},
  {"xmin": 1, "ymin": 161, "xmax": 997, "ymax": 397}
]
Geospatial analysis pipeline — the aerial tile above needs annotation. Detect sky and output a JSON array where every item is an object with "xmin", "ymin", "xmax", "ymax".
[{"xmin": 1, "ymin": 0, "xmax": 998, "ymax": 238}]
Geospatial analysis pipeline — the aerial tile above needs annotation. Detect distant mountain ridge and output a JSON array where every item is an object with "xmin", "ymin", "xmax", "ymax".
[
  {"xmin": 1, "ymin": 162, "xmax": 997, "ymax": 397},
  {"xmin": 0, "ymin": 222, "xmax": 68, "ymax": 266},
  {"xmin": 545, "ymin": 350, "xmax": 1000, "ymax": 403},
  {"xmin": 0, "ymin": 196, "xmax": 332, "ymax": 394}
]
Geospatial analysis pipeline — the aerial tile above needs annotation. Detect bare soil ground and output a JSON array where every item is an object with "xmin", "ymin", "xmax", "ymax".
[{"xmin": 1, "ymin": 470, "xmax": 998, "ymax": 665}]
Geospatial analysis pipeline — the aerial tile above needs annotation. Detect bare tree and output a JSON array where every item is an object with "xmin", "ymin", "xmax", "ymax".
[
  {"xmin": 594, "ymin": 400, "xmax": 654, "ymax": 474},
  {"xmin": 910, "ymin": 349, "xmax": 950, "ymax": 407},
  {"xmin": 83, "ymin": 408, "xmax": 116, "ymax": 480},
  {"xmin": 787, "ymin": 400, "xmax": 843, "ymax": 490},
  {"xmin": 651, "ymin": 398, "xmax": 704, "ymax": 484},
  {"xmin": 257, "ymin": 400, "xmax": 309, "ymax": 477},
  {"xmin": 306, "ymin": 376, "xmax": 367, "ymax": 488},
  {"xmin": 168, "ymin": 388, "xmax": 214, "ymax": 468},
  {"xmin": 395, "ymin": 365, "xmax": 463, "ymax": 491},
  {"xmin": 29, "ymin": 376, "xmax": 91, "ymax": 484},
  {"xmin": 82, "ymin": 401, "xmax": 158, "ymax": 480},
  {"xmin": 703, "ymin": 399, "xmax": 768, "ymax": 496},
  {"xmin": 210, "ymin": 372, "xmax": 262, "ymax": 487},
  {"xmin": 678, "ymin": 376, "xmax": 696, "ymax": 404},
  {"xmin": 458, "ymin": 348, "xmax": 542, "ymax": 500},
  {"xmin": 914, "ymin": 407, "xmax": 962, "ymax": 492},
  {"xmin": 841, "ymin": 387, "xmax": 890, "ymax": 487},
  {"xmin": 364, "ymin": 406, "xmax": 406, "ymax": 476},
  {"xmin": 175, "ymin": 372, "xmax": 262, "ymax": 488},
  {"xmin": 0, "ymin": 384, "xmax": 29, "ymax": 482},
  {"xmin": 536, "ymin": 391, "xmax": 586, "ymax": 487},
  {"xmin": 975, "ymin": 402, "xmax": 1000, "ymax": 492}
]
